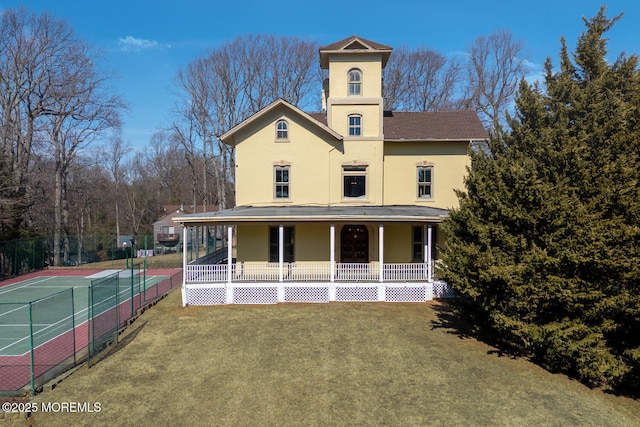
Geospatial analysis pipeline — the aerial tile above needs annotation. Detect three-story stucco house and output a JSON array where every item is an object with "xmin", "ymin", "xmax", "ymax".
[{"xmin": 174, "ymin": 35, "xmax": 487, "ymax": 305}]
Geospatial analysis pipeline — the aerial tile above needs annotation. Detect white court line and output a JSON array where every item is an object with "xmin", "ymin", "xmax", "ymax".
[
  {"xmin": 85, "ymin": 270, "xmax": 122, "ymax": 279},
  {"xmin": 0, "ymin": 273, "xmax": 160, "ymax": 356},
  {"xmin": 0, "ymin": 276, "xmax": 55, "ymax": 296}
]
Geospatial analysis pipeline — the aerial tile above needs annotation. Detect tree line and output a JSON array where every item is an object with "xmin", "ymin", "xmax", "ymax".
[{"xmin": 0, "ymin": 5, "xmax": 527, "ymax": 265}]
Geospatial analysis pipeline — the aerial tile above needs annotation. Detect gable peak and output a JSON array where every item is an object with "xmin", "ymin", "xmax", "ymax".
[{"xmin": 319, "ymin": 35, "xmax": 392, "ymax": 68}]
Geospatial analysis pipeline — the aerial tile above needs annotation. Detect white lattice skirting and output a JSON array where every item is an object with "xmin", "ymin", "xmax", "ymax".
[{"xmin": 183, "ymin": 281, "xmax": 457, "ymax": 305}]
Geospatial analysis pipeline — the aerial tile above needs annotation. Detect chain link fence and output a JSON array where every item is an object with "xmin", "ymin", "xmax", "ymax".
[
  {"xmin": 0, "ymin": 266, "xmax": 182, "ymax": 396},
  {"xmin": 0, "ymin": 235, "xmax": 158, "ymax": 280}
]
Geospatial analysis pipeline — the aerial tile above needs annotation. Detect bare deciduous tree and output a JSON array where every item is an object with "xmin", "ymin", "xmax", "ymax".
[
  {"xmin": 100, "ymin": 135, "xmax": 129, "ymax": 247},
  {"xmin": 173, "ymin": 35, "xmax": 319, "ymax": 212},
  {"xmin": 383, "ymin": 46, "xmax": 465, "ymax": 111},
  {"xmin": 466, "ymin": 29, "xmax": 528, "ymax": 133}
]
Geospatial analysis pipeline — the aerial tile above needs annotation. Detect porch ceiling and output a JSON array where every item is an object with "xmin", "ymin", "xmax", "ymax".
[{"xmin": 173, "ymin": 205, "xmax": 450, "ymax": 225}]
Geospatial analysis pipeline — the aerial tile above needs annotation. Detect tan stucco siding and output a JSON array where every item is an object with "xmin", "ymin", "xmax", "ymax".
[
  {"xmin": 234, "ymin": 107, "xmax": 337, "ymax": 207},
  {"xmin": 326, "ymin": 53, "xmax": 383, "ymax": 99},
  {"xmin": 236, "ymin": 224, "xmax": 268, "ymax": 261},
  {"xmin": 383, "ymin": 141, "xmax": 470, "ymax": 209},
  {"xmin": 382, "ymin": 223, "xmax": 411, "ymax": 263},
  {"xmin": 295, "ymin": 223, "xmax": 330, "ymax": 261},
  {"xmin": 330, "ymin": 140, "xmax": 384, "ymax": 205},
  {"xmin": 328, "ymin": 103, "xmax": 382, "ymax": 139}
]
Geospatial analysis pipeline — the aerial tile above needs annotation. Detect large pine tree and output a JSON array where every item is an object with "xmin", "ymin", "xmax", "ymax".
[{"xmin": 440, "ymin": 7, "xmax": 640, "ymax": 391}]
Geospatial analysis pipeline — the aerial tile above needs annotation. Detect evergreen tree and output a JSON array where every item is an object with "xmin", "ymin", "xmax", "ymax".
[{"xmin": 439, "ymin": 7, "xmax": 640, "ymax": 391}]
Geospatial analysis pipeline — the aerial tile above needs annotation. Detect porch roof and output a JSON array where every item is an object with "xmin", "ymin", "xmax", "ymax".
[{"xmin": 173, "ymin": 205, "xmax": 450, "ymax": 225}]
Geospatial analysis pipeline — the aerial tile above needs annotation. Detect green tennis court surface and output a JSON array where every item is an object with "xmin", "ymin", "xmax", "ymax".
[{"xmin": 0, "ymin": 271, "xmax": 169, "ymax": 356}]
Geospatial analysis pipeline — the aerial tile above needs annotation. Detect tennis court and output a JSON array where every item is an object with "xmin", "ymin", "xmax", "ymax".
[{"xmin": 0, "ymin": 268, "xmax": 181, "ymax": 395}]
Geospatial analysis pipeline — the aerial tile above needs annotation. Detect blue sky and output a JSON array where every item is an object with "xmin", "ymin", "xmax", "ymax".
[{"xmin": 2, "ymin": 1, "xmax": 639, "ymax": 152}]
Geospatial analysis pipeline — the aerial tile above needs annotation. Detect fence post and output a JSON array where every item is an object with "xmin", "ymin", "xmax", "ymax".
[
  {"xmin": 144, "ymin": 236, "xmax": 148, "ymax": 301},
  {"xmin": 88, "ymin": 283, "xmax": 92, "ymax": 368},
  {"xmin": 130, "ymin": 261, "xmax": 135, "ymax": 318},
  {"xmin": 28, "ymin": 302, "xmax": 35, "ymax": 395},
  {"xmin": 71, "ymin": 287, "xmax": 77, "ymax": 366},
  {"xmin": 115, "ymin": 274, "xmax": 120, "ymax": 345}
]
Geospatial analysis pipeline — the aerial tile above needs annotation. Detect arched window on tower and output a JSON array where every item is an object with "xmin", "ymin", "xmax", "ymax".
[{"xmin": 348, "ymin": 69, "xmax": 362, "ymax": 96}]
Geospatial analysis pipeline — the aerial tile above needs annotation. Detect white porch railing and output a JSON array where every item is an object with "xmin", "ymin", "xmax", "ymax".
[
  {"xmin": 182, "ymin": 262, "xmax": 457, "ymax": 305},
  {"xmin": 186, "ymin": 262, "xmax": 433, "ymax": 283}
]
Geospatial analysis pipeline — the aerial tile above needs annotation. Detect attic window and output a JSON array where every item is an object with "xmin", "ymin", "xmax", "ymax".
[
  {"xmin": 348, "ymin": 69, "xmax": 362, "ymax": 96},
  {"xmin": 276, "ymin": 120, "xmax": 288, "ymax": 140}
]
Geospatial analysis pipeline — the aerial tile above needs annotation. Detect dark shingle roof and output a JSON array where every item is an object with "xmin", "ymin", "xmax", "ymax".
[
  {"xmin": 383, "ymin": 110, "xmax": 488, "ymax": 141},
  {"xmin": 319, "ymin": 35, "xmax": 393, "ymax": 68},
  {"xmin": 319, "ymin": 35, "xmax": 392, "ymax": 52},
  {"xmin": 308, "ymin": 110, "xmax": 488, "ymax": 141}
]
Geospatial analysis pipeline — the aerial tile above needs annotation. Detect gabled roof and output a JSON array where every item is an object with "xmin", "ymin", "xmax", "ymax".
[
  {"xmin": 319, "ymin": 35, "xmax": 393, "ymax": 68},
  {"xmin": 308, "ymin": 110, "xmax": 488, "ymax": 141},
  {"xmin": 219, "ymin": 98, "xmax": 343, "ymax": 146}
]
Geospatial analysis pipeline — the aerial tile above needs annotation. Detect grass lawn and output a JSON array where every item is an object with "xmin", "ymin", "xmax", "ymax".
[{"xmin": 29, "ymin": 288, "xmax": 640, "ymax": 426}]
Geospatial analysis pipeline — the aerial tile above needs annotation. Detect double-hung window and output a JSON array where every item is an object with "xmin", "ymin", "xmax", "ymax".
[
  {"xmin": 269, "ymin": 226, "xmax": 294, "ymax": 262},
  {"xmin": 274, "ymin": 165, "xmax": 290, "ymax": 199},
  {"xmin": 417, "ymin": 166, "xmax": 433, "ymax": 199},
  {"xmin": 348, "ymin": 115, "xmax": 362, "ymax": 136},
  {"xmin": 412, "ymin": 225, "xmax": 437, "ymax": 261},
  {"xmin": 348, "ymin": 69, "xmax": 362, "ymax": 96}
]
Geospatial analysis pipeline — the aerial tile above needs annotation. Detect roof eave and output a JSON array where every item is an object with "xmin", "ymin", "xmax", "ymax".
[{"xmin": 219, "ymin": 99, "xmax": 342, "ymax": 146}]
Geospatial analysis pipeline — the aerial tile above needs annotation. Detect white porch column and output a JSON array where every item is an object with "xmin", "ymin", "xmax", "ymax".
[
  {"xmin": 378, "ymin": 224, "xmax": 385, "ymax": 302},
  {"xmin": 227, "ymin": 225, "xmax": 233, "ymax": 284},
  {"xmin": 330, "ymin": 224, "xmax": 335, "ymax": 283},
  {"xmin": 181, "ymin": 225, "xmax": 188, "ymax": 306},
  {"xmin": 425, "ymin": 224, "xmax": 433, "ymax": 282},
  {"xmin": 225, "ymin": 225, "xmax": 233, "ymax": 304},
  {"xmin": 278, "ymin": 224, "xmax": 284, "ymax": 282},
  {"xmin": 329, "ymin": 224, "xmax": 336, "ymax": 302},
  {"xmin": 378, "ymin": 224, "xmax": 384, "ymax": 283},
  {"xmin": 195, "ymin": 226, "xmax": 200, "ymax": 261}
]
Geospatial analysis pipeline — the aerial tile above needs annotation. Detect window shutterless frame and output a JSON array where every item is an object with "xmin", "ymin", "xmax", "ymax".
[
  {"xmin": 275, "ymin": 119, "xmax": 288, "ymax": 140},
  {"xmin": 348, "ymin": 68, "xmax": 362, "ymax": 96},
  {"xmin": 274, "ymin": 165, "xmax": 290, "ymax": 199},
  {"xmin": 348, "ymin": 114, "xmax": 362, "ymax": 136},
  {"xmin": 343, "ymin": 165, "xmax": 367, "ymax": 199},
  {"xmin": 417, "ymin": 166, "xmax": 433, "ymax": 199}
]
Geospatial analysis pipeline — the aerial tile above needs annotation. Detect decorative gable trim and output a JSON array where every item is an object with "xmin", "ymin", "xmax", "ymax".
[{"xmin": 319, "ymin": 35, "xmax": 392, "ymax": 68}]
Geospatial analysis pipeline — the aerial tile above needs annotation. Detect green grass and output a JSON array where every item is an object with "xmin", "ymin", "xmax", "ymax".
[
  {"xmin": 59, "ymin": 250, "xmax": 187, "ymax": 270},
  {"xmin": 29, "ymin": 289, "xmax": 640, "ymax": 426}
]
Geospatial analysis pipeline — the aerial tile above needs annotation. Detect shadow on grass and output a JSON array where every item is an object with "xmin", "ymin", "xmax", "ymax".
[
  {"xmin": 429, "ymin": 299, "xmax": 475, "ymax": 339},
  {"xmin": 430, "ymin": 299, "xmax": 521, "ymax": 359}
]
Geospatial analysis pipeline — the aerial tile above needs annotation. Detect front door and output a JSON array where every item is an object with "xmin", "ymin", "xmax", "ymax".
[{"xmin": 340, "ymin": 225, "xmax": 369, "ymax": 262}]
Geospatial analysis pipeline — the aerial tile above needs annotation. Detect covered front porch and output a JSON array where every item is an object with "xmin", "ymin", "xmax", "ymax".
[{"xmin": 174, "ymin": 206, "xmax": 456, "ymax": 305}]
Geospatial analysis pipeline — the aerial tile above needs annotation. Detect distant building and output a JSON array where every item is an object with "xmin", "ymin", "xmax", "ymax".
[{"xmin": 153, "ymin": 204, "xmax": 216, "ymax": 254}]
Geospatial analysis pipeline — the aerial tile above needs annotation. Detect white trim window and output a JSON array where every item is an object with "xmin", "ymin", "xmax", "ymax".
[
  {"xmin": 274, "ymin": 165, "xmax": 290, "ymax": 199},
  {"xmin": 276, "ymin": 120, "xmax": 288, "ymax": 140},
  {"xmin": 417, "ymin": 166, "xmax": 433, "ymax": 199},
  {"xmin": 348, "ymin": 69, "xmax": 362, "ymax": 96},
  {"xmin": 343, "ymin": 165, "xmax": 367, "ymax": 199},
  {"xmin": 348, "ymin": 114, "xmax": 362, "ymax": 136}
]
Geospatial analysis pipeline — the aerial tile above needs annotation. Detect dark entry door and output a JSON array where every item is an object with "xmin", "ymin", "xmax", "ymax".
[{"xmin": 340, "ymin": 225, "xmax": 369, "ymax": 262}]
